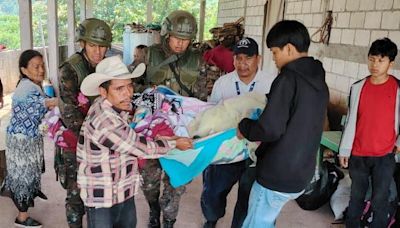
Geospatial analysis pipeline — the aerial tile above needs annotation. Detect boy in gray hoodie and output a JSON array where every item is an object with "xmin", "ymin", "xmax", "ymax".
[{"xmin": 339, "ymin": 38, "xmax": 398, "ymax": 228}]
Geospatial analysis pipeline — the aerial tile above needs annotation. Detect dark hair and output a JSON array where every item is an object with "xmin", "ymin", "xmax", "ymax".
[
  {"xmin": 368, "ymin": 38, "xmax": 398, "ymax": 62},
  {"xmin": 19, "ymin": 49, "xmax": 43, "ymax": 78},
  {"xmin": 266, "ymin": 20, "xmax": 310, "ymax": 53},
  {"xmin": 100, "ymin": 80, "xmax": 112, "ymax": 91},
  {"xmin": 136, "ymin": 44, "xmax": 147, "ymax": 49},
  {"xmin": 100, "ymin": 79, "xmax": 134, "ymax": 92},
  {"xmin": 135, "ymin": 45, "xmax": 148, "ymax": 60}
]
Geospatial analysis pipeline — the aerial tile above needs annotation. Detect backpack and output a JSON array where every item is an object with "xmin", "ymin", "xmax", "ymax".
[
  {"xmin": 358, "ymin": 200, "xmax": 397, "ymax": 227},
  {"xmin": 341, "ymin": 178, "xmax": 398, "ymax": 227},
  {"xmin": 296, "ymin": 160, "xmax": 344, "ymax": 210}
]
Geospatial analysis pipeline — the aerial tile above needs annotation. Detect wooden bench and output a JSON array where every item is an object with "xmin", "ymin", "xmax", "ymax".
[
  {"xmin": 320, "ymin": 131, "xmax": 342, "ymax": 153},
  {"xmin": 319, "ymin": 116, "xmax": 346, "ymax": 163}
]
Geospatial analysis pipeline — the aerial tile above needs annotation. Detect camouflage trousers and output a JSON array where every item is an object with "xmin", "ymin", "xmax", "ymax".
[
  {"xmin": 139, "ymin": 159, "xmax": 186, "ymax": 221},
  {"xmin": 55, "ymin": 147, "xmax": 85, "ymax": 228}
]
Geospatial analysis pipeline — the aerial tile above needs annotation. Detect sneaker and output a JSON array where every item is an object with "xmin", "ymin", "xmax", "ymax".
[
  {"xmin": 14, "ymin": 217, "xmax": 42, "ymax": 228},
  {"xmin": 36, "ymin": 191, "xmax": 48, "ymax": 200}
]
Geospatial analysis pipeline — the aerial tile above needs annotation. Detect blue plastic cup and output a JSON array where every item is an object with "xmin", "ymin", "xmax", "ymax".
[{"xmin": 43, "ymin": 84, "xmax": 55, "ymax": 97}]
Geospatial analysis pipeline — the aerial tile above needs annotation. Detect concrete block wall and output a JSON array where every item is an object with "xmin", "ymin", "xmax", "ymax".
[
  {"xmin": 243, "ymin": 0, "xmax": 266, "ymax": 48},
  {"xmin": 284, "ymin": 0, "xmax": 400, "ymax": 106},
  {"xmin": 217, "ymin": 0, "xmax": 400, "ymax": 106},
  {"xmin": 217, "ymin": 0, "xmax": 267, "ymax": 54},
  {"xmin": 217, "ymin": 0, "xmax": 247, "ymax": 26}
]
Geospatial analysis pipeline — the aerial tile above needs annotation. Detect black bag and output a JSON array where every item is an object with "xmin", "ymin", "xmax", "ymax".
[
  {"xmin": 296, "ymin": 161, "xmax": 344, "ymax": 210},
  {"xmin": 0, "ymin": 149, "xmax": 6, "ymax": 184}
]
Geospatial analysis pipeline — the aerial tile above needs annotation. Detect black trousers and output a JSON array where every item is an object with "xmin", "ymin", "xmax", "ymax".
[
  {"xmin": 346, "ymin": 153, "xmax": 395, "ymax": 228},
  {"xmin": 201, "ymin": 158, "xmax": 255, "ymax": 228}
]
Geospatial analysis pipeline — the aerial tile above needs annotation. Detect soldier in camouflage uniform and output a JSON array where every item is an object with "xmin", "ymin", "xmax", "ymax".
[
  {"xmin": 56, "ymin": 18, "xmax": 112, "ymax": 228},
  {"xmin": 142, "ymin": 10, "xmax": 205, "ymax": 228},
  {"xmin": 146, "ymin": 10, "xmax": 206, "ymax": 101}
]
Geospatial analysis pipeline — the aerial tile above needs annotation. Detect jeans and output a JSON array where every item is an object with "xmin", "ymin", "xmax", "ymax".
[
  {"xmin": 242, "ymin": 181, "xmax": 303, "ymax": 228},
  {"xmin": 346, "ymin": 153, "xmax": 395, "ymax": 228},
  {"xmin": 201, "ymin": 159, "xmax": 255, "ymax": 228},
  {"xmin": 85, "ymin": 197, "xmax": 137, "ymax": 228}
]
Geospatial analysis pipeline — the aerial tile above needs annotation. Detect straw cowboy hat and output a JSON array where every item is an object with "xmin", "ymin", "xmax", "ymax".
[{"xmin": 80, "ymin": 55, "xmax": 145, "ymax": 96}]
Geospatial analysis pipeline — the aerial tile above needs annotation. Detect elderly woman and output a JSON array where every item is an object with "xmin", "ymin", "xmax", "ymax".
[{"xmin": 0, "ymin": 50, "xmax": 57, "ymax": 227}]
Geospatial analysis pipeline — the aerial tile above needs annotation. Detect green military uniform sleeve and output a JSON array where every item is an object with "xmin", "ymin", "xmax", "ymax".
[
  {"xmin": 58, "ymin": 63, "xmax": 85, "ymax": 136},
  {"xmin": 146, "ymin": 44, "xmax": 207, "ymax": 99},
  {"xmin": 192, "ymin": 56, "xmax": 208, "ymax": 101}
]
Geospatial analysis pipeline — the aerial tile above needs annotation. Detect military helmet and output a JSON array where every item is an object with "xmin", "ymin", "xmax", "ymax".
[
  {"xmin": 76, "ymin": 18, "xmax": 112, "ymax": 47},
  {"xmin": 160, "ymin": 10, "xmax": 197, "ymax": 40}
]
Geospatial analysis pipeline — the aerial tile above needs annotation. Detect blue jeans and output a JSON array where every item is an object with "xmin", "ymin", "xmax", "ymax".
[
  {"xmin": 346, "ymin": 153, "xmax": 395, "ymax": 228},
  {"xmin": 85, "ymin": 197, "xmax": 137, "ymax": 228},
  {"xmin": 242, "ymin": 181, "xmax": 303, "ymax": 228},
  {"xmin": 201, "ymin": 159, "xmax": 255, "ymax": 228}
]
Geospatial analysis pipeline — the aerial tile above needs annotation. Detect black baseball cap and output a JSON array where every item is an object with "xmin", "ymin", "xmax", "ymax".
[{"xmin": 233, "ymin": 37, "xmax": 259, "ymax": 56}]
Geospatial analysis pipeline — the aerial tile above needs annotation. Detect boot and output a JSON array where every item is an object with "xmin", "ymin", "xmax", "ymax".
[
  {"xmin": 163, "ymin": 219, "xmax": 176, "ymax": 228},
  {"xmin": 203, "ymin": 220, "xmax": 217, "ymax": 228},
  {"xmin": 37, "ymin": 190, "xmax": 48, "ymax": 200},
  {"xmin": 148, "ymin": 202, "xmax": 161, "ymax": 228}
]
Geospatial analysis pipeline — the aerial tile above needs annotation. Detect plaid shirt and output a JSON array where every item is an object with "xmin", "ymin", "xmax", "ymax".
[{"xmin": 77, "ymin": 98, "xmax": 176, "ymax": 208}]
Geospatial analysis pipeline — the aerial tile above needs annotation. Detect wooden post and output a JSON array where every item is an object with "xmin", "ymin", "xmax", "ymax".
[
  {"xmin": 47, "ymin": 0, "xmax": 60, "ymax": 94},
  {"xmin": 86, "ymin": 0, "xmax": 93, "ymax": 18},
  {"xmin": 199, "ymin": 0, "xmax": 206, "ymax": 42},
  {"xmin": 147, "ymin": 0, "xmax": 153, "ymax": 24},
  {"xmin": 67, "ymin": 0, "xmax": 76, "ymax": 56},
  {"xmin": 80, "ymin": 0, "xmax": 93, "ymax": 21},
  {"xmin": 80, "ymin": 0, "xmax": 86, "ymax": 21},
  {"xmin": 18, "ymin": 0, "xmax": 33, "ymax": 50}
]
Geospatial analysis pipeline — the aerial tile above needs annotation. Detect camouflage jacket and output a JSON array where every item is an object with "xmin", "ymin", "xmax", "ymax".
[
  {"xmin": 58, "ymin": 52, "xmax": 95, "ymax": 137},
  {"xmin": 146, "ymin": 44, "xmax": 208, "ymax": 100}
]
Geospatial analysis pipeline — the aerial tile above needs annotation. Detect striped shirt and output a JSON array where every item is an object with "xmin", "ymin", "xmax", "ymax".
[{"xmin": 77, "ymin": 97, "xmax": 176, "ymax": 208}]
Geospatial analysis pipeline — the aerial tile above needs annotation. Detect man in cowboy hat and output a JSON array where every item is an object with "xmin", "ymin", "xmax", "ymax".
[
  {"xmin": 77, "ymin": 56, "xmax": 192, "ymax": 228},
  {"xmin": 77, "ymin": 56, "xmax": 193, "ymax": 228}
]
